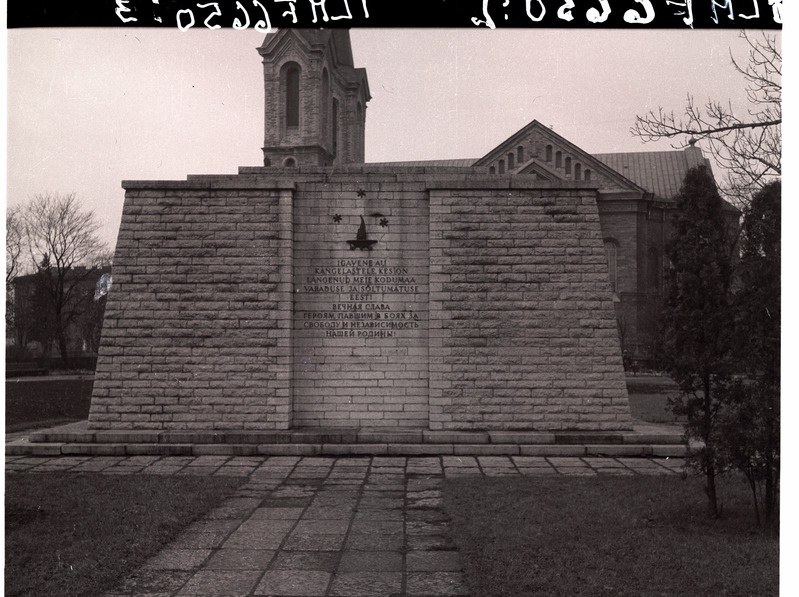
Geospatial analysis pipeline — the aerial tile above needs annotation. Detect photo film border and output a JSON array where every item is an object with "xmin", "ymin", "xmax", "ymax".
[{"xmin": 7, "ymin": 0, "xmax": 784, "ymax": 30}]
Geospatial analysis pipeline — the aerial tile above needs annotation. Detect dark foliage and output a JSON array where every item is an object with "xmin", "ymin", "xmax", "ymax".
[
  {"xmin": 660, "ymin": 165, "xmax": 736, "ymax": 517},
  {"xmin": 718, "ymin": 180, "xmax": 780, "ymax": 524}
]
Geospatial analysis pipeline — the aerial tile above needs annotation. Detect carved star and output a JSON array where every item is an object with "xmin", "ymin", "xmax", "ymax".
[
  {"xmin": 357, "ymin": 188, "xmax": 367, "ymax": 198},
  {"xmin": 333, "ymin": 214, "xmax": 342, "ymax": 223},
  {"xmin": 379, "ymin": 218, "xmax": 389, "ymax": 228}
]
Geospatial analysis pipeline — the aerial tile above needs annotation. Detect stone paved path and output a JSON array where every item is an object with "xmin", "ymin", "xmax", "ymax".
[{"xmin": 6, "ymin": 454, "xmax": 685, "ymax": 596}]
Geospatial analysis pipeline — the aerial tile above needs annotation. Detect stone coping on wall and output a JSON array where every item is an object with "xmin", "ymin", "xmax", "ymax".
[
  {"xmin": 120, "ymin": 167, "xmax": 604, "ymax": 190},
  {"xmin": 8, "ymin": 421, "xmax": 689, "ymax": 458}
]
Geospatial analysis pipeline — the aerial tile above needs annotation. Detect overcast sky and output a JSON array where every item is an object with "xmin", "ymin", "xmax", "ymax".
[{"xmin": 7, "ymin": 28, "xmax": 777, "ymax": 249}]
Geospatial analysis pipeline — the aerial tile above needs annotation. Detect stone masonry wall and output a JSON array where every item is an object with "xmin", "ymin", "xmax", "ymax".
[
  {"xmin": 90, "ymin": 168, "xmax": 631, "ymax": 432},
  {"xmin": 428, "ymin": 183, "xmax": 631, "ymax": 431},
  {"xmin": 89, "ymin": 180, "xmax": 294, "ymax": 430}
]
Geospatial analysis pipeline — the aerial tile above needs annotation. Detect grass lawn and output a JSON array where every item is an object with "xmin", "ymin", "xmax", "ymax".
[
  {"xmin": 444, "ymin": 474, "xmax": 778, "ymax": 597},
  {"xmin": 5, "ymin": 377, "xmax": 94, "ymax": 432},
  {"xmin": 625, "ymin": 376, "xmax": 682, "ymax": 423},
  {"xmin": 5, "ymin": 472, "xmax": 245, "ymax": 597}
]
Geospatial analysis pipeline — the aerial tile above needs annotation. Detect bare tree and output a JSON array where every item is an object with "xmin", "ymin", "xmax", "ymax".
[
  {"xmin": 20, "ymin": 193, "xmax": 107, "ymax": 366},
  {"xmin": 6, "ymin": 205, "xmax": 24, "ymax": 285},
  {"xmin": 632, "ymin": 32, "xmax": 781, "ymax": 206},
  {"xmin": 6, "ymin": 205, "xmax": 25, "ymax": 353}
]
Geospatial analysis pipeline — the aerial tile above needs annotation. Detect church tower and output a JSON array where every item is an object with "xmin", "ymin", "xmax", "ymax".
[{"xmin": 258, "ymin": 29, "xmax": 370, "ymax": 168}]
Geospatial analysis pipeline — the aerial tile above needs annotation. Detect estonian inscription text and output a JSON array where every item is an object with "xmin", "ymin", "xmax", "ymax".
[{"xmin": 300, "ymin": 258, "xmax": 420, "ymax": 338}]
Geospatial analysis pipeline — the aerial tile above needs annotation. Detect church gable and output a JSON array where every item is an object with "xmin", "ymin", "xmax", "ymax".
[
  {"xmin": 474, "ymin": 120, "xmax": 645, "ymax": 194},
  {"xmin": 259, "ymin": 29, "xmax": 317, "ymax": 69},
  {"xmin": 515, "ymin": 158, "xmax": 562, "ymax": 182}
]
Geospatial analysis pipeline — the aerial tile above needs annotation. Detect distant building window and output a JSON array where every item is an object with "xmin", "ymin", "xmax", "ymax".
[
  {"xmin": 555, "ymin": 151, "xmax": 562, "ymax": 168},
  {"xmin": 647, "ymin": 248, "xmax": 660, "ymax": 291},
  {"xmin": 546, "ymin": 145, "xmax": 553, "ymax": 162},
  {"xmin": 604, "ymin": 239, "xmax": 619, "ymax": 293},
  {"xmin": 508, "ymin": 153, "xmax": 515, "ymax": 170},
  {"xmin": 498, "ymin": 160, "xmax": 505, "ymax": 174},
  {"xmin": 565, "ymin": 157, "xmax": 572, "ymax": 176},
  {"xmin": 574, "ymin": 163, "xmax": 581, "ymax": 180},
  {"xmin": 517, "ymin": 146, "xmax": 525, "ymax": 163},
  {"xmin": 283, "ymin": 63, "xmax": 301, "ymax": 128},
  {"xmin": 283, "ymin": 157, "xmax": 297, "ymax": 168},
  {"xmin": 584, "ymin": 169, "xmax": 592, "ymax": 181}
]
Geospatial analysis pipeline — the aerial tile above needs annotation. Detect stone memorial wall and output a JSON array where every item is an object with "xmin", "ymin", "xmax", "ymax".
[
  {"xmin": 88, "ymin": 181, "xmax": 294, "ymax": 431},
  {"xmin": 428, "ymin": 184, "xmax": 630, "ymax": 430},
  {"xmin": 88, "ymin": 169, "xmax": 632, "ymax": 432}
]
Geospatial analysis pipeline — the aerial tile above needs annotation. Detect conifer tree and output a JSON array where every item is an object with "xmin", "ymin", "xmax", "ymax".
[
  {"xmin": 718, "ymin": 180, "xmax": 780, "ymax": 524},
  {"xmin": 660, "ymin": 165, "xmax": 736, "ymax": 518}
]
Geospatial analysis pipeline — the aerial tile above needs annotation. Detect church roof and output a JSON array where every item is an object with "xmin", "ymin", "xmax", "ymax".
[
  {"xmin": 259, "ymin": 29, "xmax": 355, "ymax": 68},
  {"xmin": 367, "ymin": 159, "xmax": 478, "ymax": 168},
  {"xmin": 368, "ymin": 146, "xmax": 718, "ymax": 204},
  {"xmin": 592, "ymin": 146, "xmax": 712, "ymax": 201}
]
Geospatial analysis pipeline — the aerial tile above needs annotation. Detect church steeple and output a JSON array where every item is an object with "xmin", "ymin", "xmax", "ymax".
[{"xmin": 258, "ymin": 29, "xmax": 370, "ymax": 168}]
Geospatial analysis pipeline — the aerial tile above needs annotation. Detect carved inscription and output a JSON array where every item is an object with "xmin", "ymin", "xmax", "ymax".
[{"xmin": 300, "ymin": 258, "xmax": 420, "ymax": 338}]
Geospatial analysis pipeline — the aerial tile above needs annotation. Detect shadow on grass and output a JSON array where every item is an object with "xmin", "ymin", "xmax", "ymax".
[
  {"xmin": 5, "ymin": 472, "xmax": 245, "ymax": 597},
  {"xmin": 444, "ymin": 474, "xmax": 778, "ymax": 597}
]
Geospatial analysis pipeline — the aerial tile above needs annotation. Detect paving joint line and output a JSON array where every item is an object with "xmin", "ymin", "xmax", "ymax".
[
  {"xmin": 245, "ymin": 455, "xmax": 307, "ymax": 597},
  {"xmin": 325, "ymin": 457, "xmax": 372, "ymax": 596},
  {"xmin": 400, "ymin": 457, "xmax": 411, "ymax": 597}
]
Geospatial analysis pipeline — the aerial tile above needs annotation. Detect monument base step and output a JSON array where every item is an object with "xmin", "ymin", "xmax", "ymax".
[{"xmin": 7, "ymin": 421, "xmax": 690, "ymax": 457}]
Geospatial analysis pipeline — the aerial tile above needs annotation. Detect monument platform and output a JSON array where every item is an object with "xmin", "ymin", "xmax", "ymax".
[{"xmin": 7, "ymin": 420, "xmax": 688, "ymax": 458}]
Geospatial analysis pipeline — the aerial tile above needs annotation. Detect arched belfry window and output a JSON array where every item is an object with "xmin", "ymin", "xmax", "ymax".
[
  {"xmin": 283, "ymin": 63, "xmax": 301, "ymax": 128},
  {"xmin": 321, "ymin": 69, "xmax": 330, "ymax": 140},
  {"xmin": 546, "ymin": 145, "xmax": 553, "ymax": 162},
  {"xmin": 574, "ymin": 163, "xmax": 581, "ymax": 180},
  {"xmin": 517, "ymin": 146, "xmax": 525, "ymax": 163},
  {"xmin": 565, "ymin": 157, "xmax": 572, "ymax": 176},
  {"xmin": 508, "ymin": 153, "xmax": 515, "ymax": 170},
  {"xmin": 498, "ymin": 159, "xmax": 505, "ymax": 174},
  {"xmin": 555, "ymin": 151, "xmax": 562, "ymax": 168},
  {"xmin": 584, "ymin": 169, "xmax": 592, "ymax": 181},
  {"xmin": 604, "ymin": 239, "xmax": 619, "ymax": 293},
  {"xmin": 332, "ymin": 98, "xmax": 339, "ymax": 157},
  {"xmin": 355, "ymin": 102, "xmax": 364, "ymax": 159}
]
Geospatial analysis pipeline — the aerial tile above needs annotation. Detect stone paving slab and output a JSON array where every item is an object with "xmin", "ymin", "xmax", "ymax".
[{"xmin": 7, "ymin": 454, "xmax": 685, "ymax": 597}]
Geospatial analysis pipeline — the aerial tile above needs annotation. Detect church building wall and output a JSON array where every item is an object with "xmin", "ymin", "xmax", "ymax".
[{"xmin": 260, "ymin": 31, "xmax": 368, "ymax": 169}]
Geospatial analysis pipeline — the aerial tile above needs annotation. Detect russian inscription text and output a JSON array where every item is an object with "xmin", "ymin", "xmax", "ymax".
[{"xmin": 299, "ymin": 258, "xmax": 420, "ymax": 338}]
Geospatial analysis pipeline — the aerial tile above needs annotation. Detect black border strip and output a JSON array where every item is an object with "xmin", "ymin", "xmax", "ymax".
[{"xmin": 8, "ymin": 0, "xmax": 783, "ymax": 29}]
